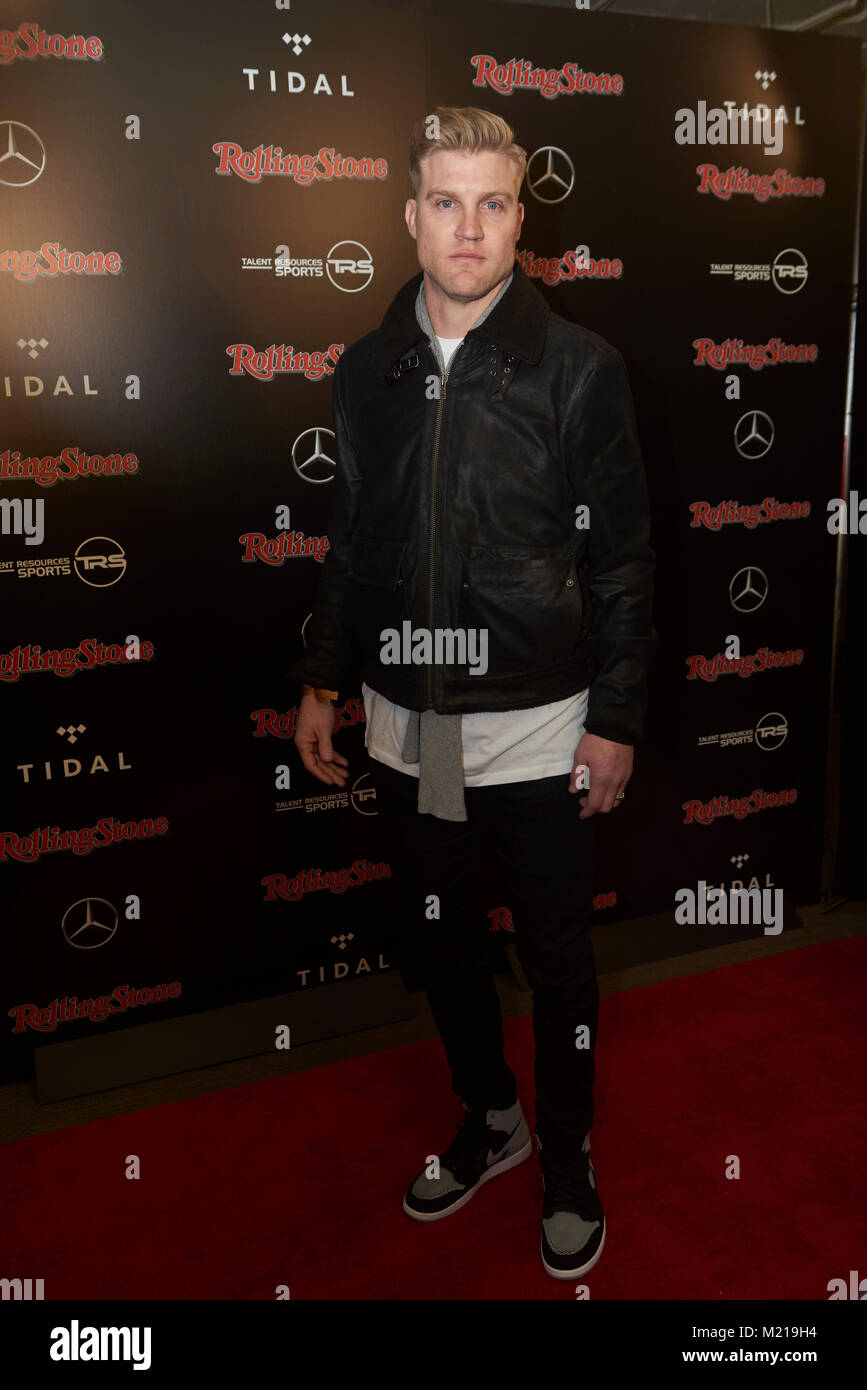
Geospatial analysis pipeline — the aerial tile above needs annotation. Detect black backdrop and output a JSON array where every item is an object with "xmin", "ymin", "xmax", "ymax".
[{"xmin": 0, "ymin": 0, "xmax": 862, "ymax": 1082}]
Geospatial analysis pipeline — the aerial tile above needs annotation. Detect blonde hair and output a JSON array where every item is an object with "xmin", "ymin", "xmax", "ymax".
[{"xmin": 408, "ymin": 106, "xmax": 527, "ymax": 200}]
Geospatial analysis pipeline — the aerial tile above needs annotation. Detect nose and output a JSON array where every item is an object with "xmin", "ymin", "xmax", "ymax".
[{"xmin": 456, "ymin": 209, "xmax": 483, "ymax": 240}]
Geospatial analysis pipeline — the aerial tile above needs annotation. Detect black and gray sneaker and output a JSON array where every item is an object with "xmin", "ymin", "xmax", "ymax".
[
  {"xmin": 403, "ymin": 1098, "xmax": 532, "ymax": 1222},
  {"xmin": 538, "ymin": 1131, "xmax": 606, "ymax": 1279}
]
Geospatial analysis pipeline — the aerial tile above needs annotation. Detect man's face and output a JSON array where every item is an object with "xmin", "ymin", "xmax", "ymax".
[{"xmin": 405, "ymin": 148, "xmax": 524, "ymax": 302}]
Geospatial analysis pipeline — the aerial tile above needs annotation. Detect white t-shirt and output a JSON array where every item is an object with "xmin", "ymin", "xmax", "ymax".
[
  {"xmin": 363, "ymin": 681, "xmax": 589, "ymax": 787},
  {"xmin": 362, "ymin": 331, "xmax": 588, "ymax": 787}
]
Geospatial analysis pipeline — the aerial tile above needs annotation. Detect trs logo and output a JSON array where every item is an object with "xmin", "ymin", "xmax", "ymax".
[
  {"xmin": 326, "ymin": 240, "xmax": 374, "ymax": 292},
  {"xmin": 73, "ymin": 536, "xmax": 126, "ymax": 587}
]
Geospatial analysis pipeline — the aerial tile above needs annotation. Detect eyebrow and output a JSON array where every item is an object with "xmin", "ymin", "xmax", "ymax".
[{"xmin": 426, "ymin": 188, "xmax": 515, "ymax": 202}]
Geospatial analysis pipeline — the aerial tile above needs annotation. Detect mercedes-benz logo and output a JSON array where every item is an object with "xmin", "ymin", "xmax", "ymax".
[
  {"xmin": 755, "ymin": 711, "xmax": 788, "ymax": 751},
  {"xmin": 326, "ymin": 239, "xmax": 374, "ymax": 293},
  {"xmin": 734, "ymin": 410, "xmax": 774, "ymax": 459},
  {"xmin": 772, "ymin": 248, "xmax": 808, "ymax": 295},
  {"xmin": 0, "ymin": 121, "xmax": 46, "ymax": 187},
  {"xmin": 350, "ymin": 771, "xmax": 377, "ymax": 816},
  {"xmin": 292, "ymin": 427, "xmax": 336, "ymax": 485},
  {"xmin": 62, "ymin": 897, "xmax": 118, "ymax": 949},
  {"xmin": 526, "ymin": 146, "xmax": 575, "ymax": 204},
  {"xmin": 729, "ymin": 565, "xmax": 768, "ymax": 612}
]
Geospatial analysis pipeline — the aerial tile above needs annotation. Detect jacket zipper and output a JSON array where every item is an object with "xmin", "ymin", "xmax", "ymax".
[{"xmin": 426, "ymin": 337, "xmax": 463, "ymax": 708}]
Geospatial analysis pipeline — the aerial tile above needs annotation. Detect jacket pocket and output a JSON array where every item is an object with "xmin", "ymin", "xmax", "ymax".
[
  {"xmin": 348, "ymin": 535, "xmax": 409, "ymax": 659},
  {"xmin": 458, "ymin": 546, "xmax": 583, "ymax": 679}
]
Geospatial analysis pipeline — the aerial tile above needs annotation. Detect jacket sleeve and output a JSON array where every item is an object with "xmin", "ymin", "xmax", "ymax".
[
  {"xmin": 285, "ymin": 352, "xmax": 362, "ymax": 694},
  {"xmin": 563, "ymin": 345, "xmax": 658, "ymax": 746}
]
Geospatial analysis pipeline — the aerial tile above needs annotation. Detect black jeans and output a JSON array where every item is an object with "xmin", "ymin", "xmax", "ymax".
[{"xmin": 370, "ymin": 759, "xmax": 599, "ymax": 1149}]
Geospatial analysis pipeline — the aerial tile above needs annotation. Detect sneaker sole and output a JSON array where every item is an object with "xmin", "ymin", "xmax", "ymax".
[
  {"xmin": 540, "ymin": 1218, "xmax": 606, "ymax": 1280},
  {"xmin": 402, "ymin": 1136, "xmax": 533, "ymax": 1223}
]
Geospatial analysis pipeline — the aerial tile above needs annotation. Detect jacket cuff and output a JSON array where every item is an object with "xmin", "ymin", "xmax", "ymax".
[{"xmin": 583, "ymin": 721, "xmax": 638, "ymax": 747}]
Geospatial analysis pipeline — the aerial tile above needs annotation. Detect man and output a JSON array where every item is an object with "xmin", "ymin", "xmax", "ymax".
[{"xmin": 290, "ymin": 106, "xmax": 656, "ymax": 1280}]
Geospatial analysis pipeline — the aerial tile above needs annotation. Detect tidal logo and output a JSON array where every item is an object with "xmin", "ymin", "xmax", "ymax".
[
  {"xmin": 17, "ymin": 724, "xmax": 131, "ymax": 783},
  {"xmin": 0, "ymin": 496, "xmax": 43, "ymax": 544}
]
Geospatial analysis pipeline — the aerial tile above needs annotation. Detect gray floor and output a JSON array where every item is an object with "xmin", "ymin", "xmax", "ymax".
[{"xmin": 1, "ymin": 897, "xmax": 864, "ymax": 1143}]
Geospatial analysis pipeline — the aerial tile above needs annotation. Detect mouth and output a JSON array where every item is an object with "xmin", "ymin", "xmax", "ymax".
[{"xmin": 451, "ymin": 254, "xmax": 484, "ymax": 261}]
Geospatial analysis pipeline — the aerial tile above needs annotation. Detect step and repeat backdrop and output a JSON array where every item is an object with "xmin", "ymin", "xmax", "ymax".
[{"xmin": 0, "ymin": 0, "xmax": 861, "ymax": 1081}]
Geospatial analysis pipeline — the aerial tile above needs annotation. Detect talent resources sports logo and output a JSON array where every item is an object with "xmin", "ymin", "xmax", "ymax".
[
  {"xmin": 689, "ymin": 498, "xmax": 810, "ymax": 530},
  {"xmin": 0, "ymin": 22, "xmax": 104, "ymax": 64},
  {"xmin": 213, "ymin": 142, "xmax": 387, "ymax": 185},
  {"xmin": 8, "ymin": 982, "xmax": 181, "ymax": 1034},
  {"xmin": 0, "ymin": 243, "xmax": 122, "ymax": 283},
  {"xmin": 685, "ymin": 647, "xmax": 804, "ymax": 681},
  {"xmin": 709, "ymin": 248, "xmax": 808, "ymax": 294},
  {"xmin": 696, "ymin": 165, "xmax": 825, "ymax": 202},
  {"xmin": 682, "ymin": 787, "xmax": 797, "ymax": 825},
  {"xmin": 262, "ymin": 859, "xmax": 391, "ymax": 901},
  {"xmin": 0, "ymin": 636, "xmax": 154, "ymax": 682},
  {"xmin": 226, "ymin": 343, "xmax": 342, "ymax": 381},
  {"xmin": 470, "ymin": 54, "xmax": 623, "ymax": 98},
  {"xmin": 698, "ymin": 712, "xmax": 788, "ymax": 753},
  {"xmin": 0, "ymin": 816, "xmax": 169, "ymax": 865},
  {"xmin": 692, "ymin": 337, "xmax": 817, "ymax": 369},
  {"xmin": 0, "ymin": 447, "xmax": 139, "ymax": 486}
]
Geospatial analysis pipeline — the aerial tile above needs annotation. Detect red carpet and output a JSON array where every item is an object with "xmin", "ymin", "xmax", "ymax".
[{"xmin": 2, "ymin": 937, "xmax": 865, "ymax": 1299}]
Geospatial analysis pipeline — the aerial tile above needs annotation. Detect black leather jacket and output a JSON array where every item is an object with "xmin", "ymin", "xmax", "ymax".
[{"xmin": 288, "ymin": 258, "xmax": 657, "ymax": 746}]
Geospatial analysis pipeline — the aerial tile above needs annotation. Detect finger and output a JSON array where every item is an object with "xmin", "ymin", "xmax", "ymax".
[{"xmin": 578, "ymin": 788, "xmax": 605, "ymax": 820}]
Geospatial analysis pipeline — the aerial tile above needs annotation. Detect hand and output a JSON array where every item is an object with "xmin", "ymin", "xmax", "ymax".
[
  {"xmin": 569, "ymin": 731, "xmax": 633, "ymax": 819},
  {"xmin": 293, "ymin": 690, "xmax": 350, "ymax": 787}
]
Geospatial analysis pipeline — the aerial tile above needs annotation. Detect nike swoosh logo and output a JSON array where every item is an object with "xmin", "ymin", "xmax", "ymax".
[{"xmin": 486, "ymin": 1121, "xmax": 521, "ymax": 1165}]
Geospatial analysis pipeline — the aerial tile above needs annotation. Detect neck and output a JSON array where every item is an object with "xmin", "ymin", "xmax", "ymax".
[{"xmin": 423, "ymin": 268, "xmax": 509, "ymax": 339}]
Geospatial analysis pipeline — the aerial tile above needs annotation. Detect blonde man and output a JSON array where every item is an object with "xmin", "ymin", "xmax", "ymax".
[{"xmin": 292, "ymin": 106, "xmax": 656, "ymax": 1280}]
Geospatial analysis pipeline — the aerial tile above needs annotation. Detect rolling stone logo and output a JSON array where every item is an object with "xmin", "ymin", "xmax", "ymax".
[
  {"xmin": 262, "ymin": 858, "xmax": 391, "ymax": 901},
  {"xmin": 469, "ymin": 53, "xmax": 624, "ymax": 98},
  {"xmin": 689, "ymin": 498, "xmax": 810, "ymax": 530},
  {"xmin": 226, "ymin": 342, "xmax": 342, "ymax": 381},
  {"xmin": 693, "ymin": 337, "xmax": 817, "ymax": 369},
  {"xmin": 251, "ymin": 700, "xmax": 366, "ymax": 739},
  {"xmin": 8, "ymin": 982, "xmax": 182, "ymax": 1035},
  {"xmin": 0, "ymin": 447, "xmax": 139, "ymax": 486},
  {"xmin": 239, "ymin": 527, "xmax": 329, "ymax": 565},
  {"xmin": 516, "ymin": 246, "xmax": 622, "ymax": 285},
  {"xmin": 0, "ymin": 243, "xmax": 122, "ymax": 283},
  {"xmin": 0, "ymin": 636, "xmax": 154, "ymax": 682},
  {"xmin": 682, "ymin": 787, "xmax": 797, "ymax": 825},
  {"xmin": 214, "ymin": 143, "xmax": 387, "ymax": 185},
  {"xmin": 0, "ymin": 815, "xmax": 169, "ymax": 865},
  {"xmin": 686, "ymin": 647, "xmax": 803, "ymax": 681},
  {"xmin": 0, "ymin": 23, "xmax": 104, "ymax": 64},
  {"xmin": 696, "ymin": 165, "xmax": 825, "ymax": 202}
]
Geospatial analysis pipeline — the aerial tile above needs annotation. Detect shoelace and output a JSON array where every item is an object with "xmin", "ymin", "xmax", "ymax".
[
  {"xmin": 441, "ymin": 1108, "xmax": 501, "ymax": 1178},
  {"xmin": 542, "ymin": 1149, "xmax": 599, "ymax": 1218}
]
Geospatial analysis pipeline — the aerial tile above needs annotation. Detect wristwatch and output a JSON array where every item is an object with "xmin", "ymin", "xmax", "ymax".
[{"xmin": 302, "ymin": 684, "xmax": 339, "ymax": 706}]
